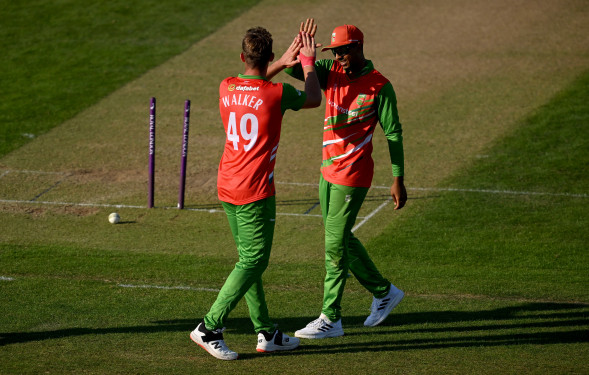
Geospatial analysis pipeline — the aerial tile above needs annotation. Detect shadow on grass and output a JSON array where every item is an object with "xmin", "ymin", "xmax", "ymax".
[{"xmin": 2, "ymin": 302, "xmax": 588, "ymax": 356}]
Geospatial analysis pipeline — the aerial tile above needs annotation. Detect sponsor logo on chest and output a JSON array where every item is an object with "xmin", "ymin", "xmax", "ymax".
[{"xmin": 228, "ymin": 84, "xmax": 260, "ymax": 92}]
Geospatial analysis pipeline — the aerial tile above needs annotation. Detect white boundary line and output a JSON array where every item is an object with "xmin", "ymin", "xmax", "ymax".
[
  {"xmin": 1, "ymin": 174, "xmax": 586, "ymax": 232},
  {"xmin": 0, "ymin": 199, "xmax": 144, "ymax": 209},
  {"xmin": 118, "ymin": 283, "xmax": 219, "ymax": 292},
  {"xmin": 0, "ymin": 199, "xmax": 327, "ymax": 217},
  {"xmin": 4, "ymin": 275, "xmax": 586, "ymax": 304},
  {"xmin": 352, "ymin": 198, "xmax": 391, "ymax": 232},
  {"xmin": 0, "ymin": 276, "xmax": 219, "ymax": 292},
  {"xmin": 377, "ymin": 185, "xmax": 589, "ymax": 198},
  {"xmin": 278, "ymin": 181, "xmax": 588, "ymax": 199}
]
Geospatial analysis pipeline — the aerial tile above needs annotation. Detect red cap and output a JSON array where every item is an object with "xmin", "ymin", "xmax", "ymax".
[{"xmin": 321, "ymin": 25, "xmax": 364, "ymax": 51}]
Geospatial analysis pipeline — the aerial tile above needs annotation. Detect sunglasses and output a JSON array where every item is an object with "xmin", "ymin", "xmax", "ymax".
[{"xmin": 331, "ymin": 43, "xmax": 356, "ymax": 57}]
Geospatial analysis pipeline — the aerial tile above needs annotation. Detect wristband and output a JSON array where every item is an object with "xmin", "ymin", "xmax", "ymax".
[{"xmin": 299, "ymin": 52, "xmax": 315, "ymax": 68}]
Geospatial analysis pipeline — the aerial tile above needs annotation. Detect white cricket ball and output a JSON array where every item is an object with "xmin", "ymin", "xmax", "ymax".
[{"xmin": 108, "ymin": 212, "xmax": 121, "ymax": 224}]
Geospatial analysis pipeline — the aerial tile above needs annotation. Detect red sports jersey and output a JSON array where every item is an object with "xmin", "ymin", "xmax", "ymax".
[
  {"xmin": 321, "ymin": 62, "xmax": 389, "ymax": 187},
  {"xmin": 217, "ymin": 75, "xmax": 304, "ymax": 205}
]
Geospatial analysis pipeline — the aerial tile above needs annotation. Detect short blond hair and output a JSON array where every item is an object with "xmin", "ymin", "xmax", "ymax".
[{"xmin": 242, "ymin": 27, "xmax": 273, "ymax": 68}]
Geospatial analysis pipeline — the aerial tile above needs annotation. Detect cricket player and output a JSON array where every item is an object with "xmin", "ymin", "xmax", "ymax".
[
  {"xmin": 189, "ymin": 27, "xmax": 321, "ymax": 360},
  {"xmin": 270, "ymin": 20, "xmax": 407, "ymax": 339}
]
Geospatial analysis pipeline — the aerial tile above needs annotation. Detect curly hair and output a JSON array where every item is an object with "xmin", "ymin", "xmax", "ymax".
[{"xmin": 242, "ymin": 27, "xmax": 273, "ymax": 68}]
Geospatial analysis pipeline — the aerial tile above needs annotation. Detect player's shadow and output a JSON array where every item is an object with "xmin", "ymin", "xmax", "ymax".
[{"xmin": 1, "ymin": 302, "xmax": 587, "ymax": 359}]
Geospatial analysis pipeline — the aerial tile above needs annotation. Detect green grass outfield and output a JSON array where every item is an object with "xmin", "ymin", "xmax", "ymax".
[
  {"xmin": 1, "ymin": 0, "xmax": 588, "ymax": 374},
  {"xmin": 0, "ymin": 0, "xmax": 260, "ymax": 158}
]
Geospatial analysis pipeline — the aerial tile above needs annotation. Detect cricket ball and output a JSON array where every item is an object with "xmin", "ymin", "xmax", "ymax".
[{"xmin": 108, "ymin": 212, "xmax": 121, "ymax": 224}]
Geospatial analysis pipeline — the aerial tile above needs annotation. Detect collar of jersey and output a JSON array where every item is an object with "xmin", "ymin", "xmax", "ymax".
[
  {"xmin": 345, "ymin": 59, "xmax": 374, "ymax": 79},
  {"xmin": 359, "ymin": 60, "xmax": 374, "ymax": 76},
  {"xmin": 238, "ymin": 74, "xmax": 267, "ymax": 81},
  {"xmin": 336, "ymin": 59, "xmax": 374, "ymax": 80}
]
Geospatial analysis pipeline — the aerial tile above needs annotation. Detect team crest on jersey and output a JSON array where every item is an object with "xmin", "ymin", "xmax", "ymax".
[
  {"xmin": 356, "ymin": 94, "xmax": 367, "ymax": 106},
  {"xmin": 228, "ymin": 84, "xmax": 236, "ymax": 91}
]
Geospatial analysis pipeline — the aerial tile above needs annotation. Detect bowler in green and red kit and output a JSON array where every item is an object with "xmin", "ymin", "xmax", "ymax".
[
  {"xmin": 189, "ymin": 27, "xmax": 321, "ymax": 359},
  {"xmin": 282, "ymin": 22, "xmax": 407, "ymax": 338}
]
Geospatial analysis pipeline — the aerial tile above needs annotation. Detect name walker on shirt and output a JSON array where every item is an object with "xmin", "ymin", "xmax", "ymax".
[{"xmin": 221, "ymin": 93, "xmax": 264, "ymax": 110}]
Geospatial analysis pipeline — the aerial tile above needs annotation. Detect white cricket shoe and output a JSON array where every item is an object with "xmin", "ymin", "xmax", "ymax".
[
  {"xmin": 190, "ymin": 322, "xmax": 238, "ymax": 360},
  {"xmin": 256, "ymin": 329, "xmax": 300, "ymax": 352},
  {"xmin": 364, "ymin": 284, "xmax": 404, "ymax": 327},
  {"xmin": 294, "ymin": 313, "xmax": 344, "ymax": 339}
]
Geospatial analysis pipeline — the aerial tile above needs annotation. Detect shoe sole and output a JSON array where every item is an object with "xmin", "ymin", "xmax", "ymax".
[
  {"xmin": 364, "ymin": 290, "xmax": 404, "ymax": 327},
  {"xmin": 256, "ymin": 343, "xmax": 300, "ymax": 353},
  {"xmin": 190, "ymin": 332, "xmax": 239, "ymax": 360},
  {"xmin": 294, "ymin": 328, "xmax": 344, "ymax": 339}
]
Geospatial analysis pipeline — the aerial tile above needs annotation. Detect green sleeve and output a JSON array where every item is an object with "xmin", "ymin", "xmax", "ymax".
[
  {"xmin": 280, "ymin": 83, "xmax": 306, "ymax": 113},
  {"xmin": 284, "ymin": 59, "xmax": 333, "ymax": 91},
  {"xmin": 376, "ymin": 82, "xmax": 404, "ymax": 177}
]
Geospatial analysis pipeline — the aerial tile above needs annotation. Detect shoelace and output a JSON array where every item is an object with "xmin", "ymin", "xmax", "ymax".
[
  {"xmin": 370, "ymin": 296, "xmax": 392, "ymax": 313},
  {"xmin": 370, "ymin": 298, "xmax": 378, "ymax": 312},
  {"xmin": 212, "ymin": 327, "xmax": 226, "ymax": 334},
  {"xmin": 307, "ymin": 317, "xmax": 326, "ymax": 328}
]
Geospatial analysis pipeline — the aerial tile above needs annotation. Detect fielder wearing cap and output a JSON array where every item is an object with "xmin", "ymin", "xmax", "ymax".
[
  {"xmin": 321, "ymin": 24, "xmax": 364, "ymax": 51},
  {"xmin": 279, "ymin": 20, "xmax": 408, "ymax": 339}
]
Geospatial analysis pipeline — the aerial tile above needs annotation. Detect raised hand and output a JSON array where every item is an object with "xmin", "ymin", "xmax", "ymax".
[
  {"xmin": 299, "ymin": 18, "xmax": 322, "ymax": 48},
  {"xmin": 299, "ymin": 31, "xmax": 316, "ymax": 61},
  {"xmin": 279, "ymin": 34, "xmax": 303, "ymax": 69},
  {"xmin": 300, "ymin": 18, "xmax": 317, "ymax": 37}
]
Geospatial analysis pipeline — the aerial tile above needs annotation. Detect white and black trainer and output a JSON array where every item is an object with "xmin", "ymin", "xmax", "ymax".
[
  {"xmin": 363, "ymin": 283, "xmax": 404, "ymax": 327},
  {"xmin": 256, "ymin": 329, "xmax": 300, "ymax": 352},
  {"xmin": 190, "ymin": 322, "xmax": 238, "ymax": 360},
  {"xmin": 294, "ymin": 313, "xmax": 344, "ymax": 339}
]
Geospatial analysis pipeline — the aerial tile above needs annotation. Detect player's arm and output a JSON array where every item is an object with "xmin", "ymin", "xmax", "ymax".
[
  {"xmin": 284, "ymin": 60, "xmax": 331, "ymax": 91},
  {"xmin": 377, "ymin": 82, "xmax": 407, "ymax": 209},
  {"xmin": 299, "ymin": 32, "xmax": 321, "ymax": 108}
]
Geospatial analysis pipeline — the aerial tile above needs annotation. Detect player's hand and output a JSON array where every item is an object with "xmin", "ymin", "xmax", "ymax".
[
  {"xmin": 391, "ymin": 176, "xmax": 407, "ymax": 210},
  {"xmin": 299, "ymin": 18, "xmax": 322, "ymax": 49},
  {"xmin": 278, "ymin": 34, "xmax": 303, "ymax": 68},
  {"xmin": 299, "ymin": 31, "xmax": 316, "ymax": 60}
]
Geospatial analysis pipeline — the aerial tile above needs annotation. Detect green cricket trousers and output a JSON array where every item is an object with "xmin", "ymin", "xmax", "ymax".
[
  {"xmin": 204, "ymin": 196, "xmax": 275, "ymax": 333},
  {"xmin": 319, "ymin": 175, "xmax": 391, "ymax": 322}
]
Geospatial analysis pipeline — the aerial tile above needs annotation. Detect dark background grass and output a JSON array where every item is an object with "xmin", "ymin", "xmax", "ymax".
[{"xmin": 0, "ymin": 0, "xmax": 260, "ymax": 157}]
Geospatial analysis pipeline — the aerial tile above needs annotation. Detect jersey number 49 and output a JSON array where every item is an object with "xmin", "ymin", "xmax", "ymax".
[{"xmin": 227, "ymin": 112, "xmax": 258, "ymax": 151}]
